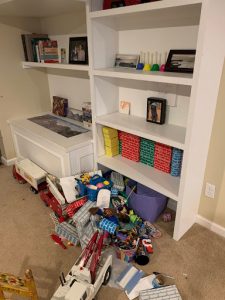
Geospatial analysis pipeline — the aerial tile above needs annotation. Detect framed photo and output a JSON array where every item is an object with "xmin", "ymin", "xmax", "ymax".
[
  {"xmin": 147, "ymin": 97, "xmax": 166, "ymax": 125},
  {"xmin": 165, "ymin": 49, "xmax": 196, "ymax": 73},
  {"xmin": 69, "ymin": 37, "xmax": 88, "ymax": 64},
  {"xmin": 115, "ymin": 54, "xmax": 139, "ymax": 68}
]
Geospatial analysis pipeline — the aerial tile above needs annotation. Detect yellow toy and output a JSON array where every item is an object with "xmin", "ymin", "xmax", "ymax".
[
  {"xmin": 102, "ymin": 127, "xmax": 119, "ymax": 157},
  {"xmin": 0, "ymin": 269, "xmax": 38, "ymax": 300}
]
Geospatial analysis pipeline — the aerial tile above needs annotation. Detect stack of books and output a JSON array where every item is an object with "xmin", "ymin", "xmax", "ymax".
[
  {"xmin": 38, "ymin": 40, "xmax": 59, "ymax": 63},
  {"xmin": 21, "ymin": 33, "xmax": 59, "ymax": 63}
]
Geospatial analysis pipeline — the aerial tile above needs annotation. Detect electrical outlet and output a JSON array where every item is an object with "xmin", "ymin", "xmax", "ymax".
[{"xmin": 205, "ymin": 182, "xmax": 216, "ymax": 198}]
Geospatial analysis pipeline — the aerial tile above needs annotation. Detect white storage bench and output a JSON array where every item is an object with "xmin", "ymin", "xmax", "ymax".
[{"xmin": 9, "ymin": 113, "xmax": 94, "ymax": 178}]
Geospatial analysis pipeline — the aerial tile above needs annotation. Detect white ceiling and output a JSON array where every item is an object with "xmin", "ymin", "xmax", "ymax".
[{"xmin": 0, "ymin": 0, "xmax": 86, "ymax": 18}]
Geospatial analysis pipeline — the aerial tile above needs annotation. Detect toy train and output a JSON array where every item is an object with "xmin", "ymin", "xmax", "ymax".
[{"xmin": 13, "ymin": 159, "xmax": 47, "ymax": 193}]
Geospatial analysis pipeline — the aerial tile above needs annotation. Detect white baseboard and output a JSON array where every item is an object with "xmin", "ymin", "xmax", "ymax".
[
  {"xmin": 1, "ymin": 156, "xmax": 17, "ymax": 166},
  {"xmin": 196, "ymin": 215, "xmax": 225, "ymax": 239}
]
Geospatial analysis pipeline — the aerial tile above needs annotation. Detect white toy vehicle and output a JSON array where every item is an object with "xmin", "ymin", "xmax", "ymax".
[{"xmin": 52, "ymin": 231, "xmax": 112, "ymax": 300}]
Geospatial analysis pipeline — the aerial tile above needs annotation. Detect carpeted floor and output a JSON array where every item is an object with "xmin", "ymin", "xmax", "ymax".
[{"xmin": 0, "ymin": 164, "xmax": 225, "ymax": 300}]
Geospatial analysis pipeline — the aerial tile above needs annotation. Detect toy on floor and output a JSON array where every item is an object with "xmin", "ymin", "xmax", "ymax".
[
  {"xmin": 110, "ymin": 171, "xmax": 125, "ymax": 191},
  {"xmin": 40, "ymin": 189, "xmax": 67, "ymax": 221},
  {"xmin": 13, "ymin": 159, "xmax": 47, "ymax": 194},
  {"xmin": 162, "ymin": 212, "xmax": 172, "ymax": 222},
  {"xmin": 51, "ymin": 231, "xmax": 112, "ymax": 300},
  {"xmin": 0, "ymin": 269, "xmax": 38, "ymax": 300}
]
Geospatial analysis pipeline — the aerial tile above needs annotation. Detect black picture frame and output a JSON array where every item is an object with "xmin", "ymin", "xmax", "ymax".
[
  {"xmin": 147, "ymin": 97, "xmax": 166, "ymax": 125},
  {"xmin": 69, "ymin": 37, "xmax": 88, "ymax": 65},
  {"xmin": 165, "ymin": 49, "xmax": 196, "ymax": 73}
]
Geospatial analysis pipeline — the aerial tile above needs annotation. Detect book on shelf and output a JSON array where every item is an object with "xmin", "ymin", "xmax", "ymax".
[
  {"xmin": 21, "ymin": 33, "xmax": 49, "ymax": 62},
  {"xmin": 39, "ymin": 40, "xmax": 59, "ymax": 63},
  {"xmin": 31, "ymin": 37, "xmax": 49, "ymax": 62}
]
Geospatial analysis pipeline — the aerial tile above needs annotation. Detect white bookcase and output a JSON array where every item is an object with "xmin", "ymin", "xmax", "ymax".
[
  {"xmin": 2, "ymin": 0, "xmax": 225, "ymax": 240},
  {"xmin": 86, "ymin": 0, "xmax": 225, "ymax": 240}
]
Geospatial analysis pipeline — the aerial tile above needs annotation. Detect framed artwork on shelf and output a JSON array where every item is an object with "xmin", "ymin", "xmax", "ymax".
[
  {"xmin": 147, "ymin": 97, "xmax": 166, "ymax": 125},
  {"xmin": 165, "ymin": 49, "xmax": 196, "ymax": 73},
  {"xmin": 69, "ymin": 37, "xmax": 88, "ymax": 65},
  {"xmin": 115, "ymin": 54, "xmax": 139, "ymax": 68}
]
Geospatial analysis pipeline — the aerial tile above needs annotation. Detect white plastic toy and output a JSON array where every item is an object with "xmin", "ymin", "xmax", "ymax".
[
  {"xmin": 52, "ymin": 231, "xmax": 112, "ymax": 300},
  {"xmin": 13, "ymin": 158, "xmax": 46, "ymax": 193}
]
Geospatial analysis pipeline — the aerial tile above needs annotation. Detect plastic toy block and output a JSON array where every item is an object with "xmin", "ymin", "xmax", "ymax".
[
  {"xmin": 120, "ymin": 132, "xmax": 140, "ymax": 142},
  {"xmin": 104, "ymin": 136, "xmax": 119, "ymax": 147},
  {"xmin": 154, "ymin": 162, "xmax": 171, "ymax": 173},
  {"xmin": 105, "ymin": 145, "xmax": 119, "ymax": 157},
  {"xmin": 111, "ymin": 171, "xmax": 124, "ymax": 191},
  {"xmin": 71, "ymin": 200, "xmax": 97, "ymax": 249},
  {"xmin": 66, "ymin": 196, "xmax": 88, "ymax": 217},
  {"xmin": 55, "ymin": 222, "xmax": 79, "ymax": 246},
  {"xmin": 118, "ymin": 130, "xmax": 124, "ymax": 140},
  {"xmin": 98, "ymin": 218, "xmax": 118, "ymax": 234},
  {"xmin": 102, "ymin": 127, "xmax": 118, "ymax": 138},
  {"xmin": 72, "ymin": 200, "xmax": 96, "ymax": 227},
  {"xmin": 171, "ymin": 148, "xmax": 183, "ymax": 177}
]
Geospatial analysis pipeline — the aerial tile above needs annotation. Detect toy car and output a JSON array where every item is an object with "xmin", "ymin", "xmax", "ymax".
[{"xmin": 13, "ymin": 159, "xmax": 47, "ymax": 194}]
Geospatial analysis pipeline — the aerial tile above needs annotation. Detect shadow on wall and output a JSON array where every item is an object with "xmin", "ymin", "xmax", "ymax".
[{"xmin": 0, "ymin": 16, "xmax": 41, "ymax": 32}]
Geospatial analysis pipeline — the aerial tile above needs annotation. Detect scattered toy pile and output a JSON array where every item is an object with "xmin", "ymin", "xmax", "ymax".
[
  {"xmin": 38, "ymin": 170, "xmax": 165, "ymax": 264},
  {"xmin": 12, "ymin": 159, "xmax": 181, "ymax": 299}
]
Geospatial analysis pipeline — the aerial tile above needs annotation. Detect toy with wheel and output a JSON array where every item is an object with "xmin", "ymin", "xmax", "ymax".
[{"xmin": 13, "ymin": 159, "xmax": 47, "ymax": 194}]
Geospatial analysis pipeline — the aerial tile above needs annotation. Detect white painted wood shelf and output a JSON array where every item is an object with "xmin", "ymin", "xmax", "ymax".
[
  {"xmin": 97, "ymin": 155, "xmax": 180, "ymax": 201},
  {"xmin": 90, "ymin": 0, "xmax": 202, "ymax": 30},
  {"xmin": 95, "ymin": 112, "xmax": 186, "ymax": 150},
  {"xmin": 22, "ymin": 61, "xmax": 89, "ymax": 71},
  {"xmin": 92, "ymin": 68, "xmax": 193, "ymax": 86}
]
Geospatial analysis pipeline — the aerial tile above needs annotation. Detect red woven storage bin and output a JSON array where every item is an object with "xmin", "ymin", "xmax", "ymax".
[
  {"xmin": 121, "ymin": 132, "xmax": 140, "ymax": 162},
  {"xmin": 154, "ymin": 142, "xmax": 172, "ymax": 173}
]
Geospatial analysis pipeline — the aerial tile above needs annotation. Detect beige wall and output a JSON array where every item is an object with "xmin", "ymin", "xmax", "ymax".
[
  {"xmin": 40, "ymin": 11, "xmax": 86, "ymax": 35},
  {"xmin": 0, "ymin": 17, "xmax": 51, "ymax": 159},
  {"xmin": 198, "ymin": 62, "xmax": 225, "ymax": 228}
]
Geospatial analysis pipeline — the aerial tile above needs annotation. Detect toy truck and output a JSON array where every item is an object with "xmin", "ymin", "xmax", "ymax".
[
  {"xmin": 13, "ymin": 159, "xmax": 47, "ymax": 193},
  {"xmin": 51, "ymin": 231, "xmax": 112, "ymax": 300},
  {"xmin": 39, "ymin": 176, "xmax": 68, "ymax": 220}
]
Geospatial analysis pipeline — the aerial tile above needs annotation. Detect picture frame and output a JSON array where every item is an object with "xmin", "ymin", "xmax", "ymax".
[
  {"xmin": 69, "ymin": 37, "xmax": 88, "ymax": 64},
  {"xmin": 147, "ymin": 97, "xmax": 166, "ymax": 125},
  {"xmin": 165, "ymin": 49, "xmax": 196, "ymax": 73},
  {"xmin": 115, "ymin": 54, "xmax": 139, "ymax": 68}
]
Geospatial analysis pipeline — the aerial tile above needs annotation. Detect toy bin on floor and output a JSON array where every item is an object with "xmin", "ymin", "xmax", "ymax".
[
  {"xmin": 126, "ymin": 181, "xmax": 167, "ymax": 223},
  {"xmin": 77, "ymin": 175, "xmax": 112, "ymax": 201}
]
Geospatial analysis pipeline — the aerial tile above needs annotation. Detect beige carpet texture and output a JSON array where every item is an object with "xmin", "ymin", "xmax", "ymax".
[{"xmin": 0, "ymin": 164, "xmax": 225, "ymax": 300}]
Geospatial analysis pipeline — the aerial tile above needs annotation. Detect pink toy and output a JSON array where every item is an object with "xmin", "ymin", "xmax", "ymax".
[
  {"xmin": 162, "ymin": 212, "xmax": 172, "ymax": 222},
  {"xmin": 96, "ymin": 182, "xmax": 104, "ymax": 188}
]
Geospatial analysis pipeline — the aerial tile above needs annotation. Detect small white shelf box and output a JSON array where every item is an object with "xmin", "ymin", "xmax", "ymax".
[
  {"xmin": 97, "ymin": 155, "xmax": 180, "ymax": 201},
  {"xmin": 95, "ymin": 112, "xmax": 186, "ymax": 150}
]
